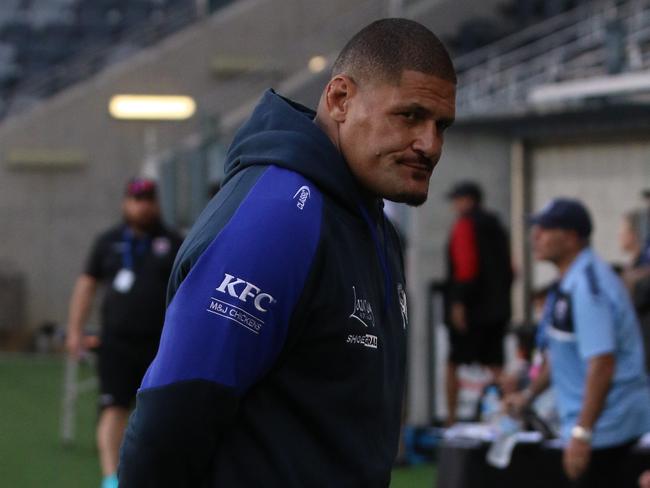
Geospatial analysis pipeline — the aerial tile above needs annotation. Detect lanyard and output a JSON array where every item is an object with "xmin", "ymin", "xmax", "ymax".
[
  {"xmin": 121, "ymin": 227, "xmax": 149, "ymax": 271},
  {"xmin": 359, "ymin": 204, "xmax": 393, "ymax": 313}
]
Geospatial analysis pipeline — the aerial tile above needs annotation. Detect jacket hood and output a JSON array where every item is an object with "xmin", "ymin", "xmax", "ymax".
[
  {"xmin": 223, "ymin": 89, "xmax": 369, "ymax": 216},
  {"xmin": 224, "ymin": 89, "xmax": 393, "ymax": 311}
]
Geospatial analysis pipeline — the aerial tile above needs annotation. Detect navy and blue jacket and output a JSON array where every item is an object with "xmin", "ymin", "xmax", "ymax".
[{"xmin": 119, "ymin": 90, "xmax": 408, "ymax": 487}]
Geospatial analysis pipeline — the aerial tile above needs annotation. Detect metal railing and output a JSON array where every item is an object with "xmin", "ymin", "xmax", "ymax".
[
  {"xmin": 456, "ymin": 0, "xmax": 650, "ymax": 117},
  {"xmin": 2, "ymin": 2, "xmax": 235, "ymax": 119}
]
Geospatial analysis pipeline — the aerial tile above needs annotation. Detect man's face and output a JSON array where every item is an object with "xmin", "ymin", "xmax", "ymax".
[
  {"xmin": 123, "ymin": 195, "xmax": 160, "ymax": 230},
  {"xmin": 531, "ymin": 225, "xmax": 576, "ymax": 264},
  {"xmin": 338, "ymin": 70, "xmax": 456, "ymax": 206},
  {"xmin": 618, "ymin": 217, "xmax": 639, "ymax": 254}
]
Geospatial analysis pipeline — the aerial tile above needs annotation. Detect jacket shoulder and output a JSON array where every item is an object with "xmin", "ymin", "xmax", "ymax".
[{"xmin": 169, "ymin": 165, "xmax": 324, "ymax": 299}]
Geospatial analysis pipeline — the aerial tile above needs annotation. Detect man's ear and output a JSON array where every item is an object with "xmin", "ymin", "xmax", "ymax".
[{"xmin": 325, "ymin": 75, "xmax": 356, "ymax": 123}]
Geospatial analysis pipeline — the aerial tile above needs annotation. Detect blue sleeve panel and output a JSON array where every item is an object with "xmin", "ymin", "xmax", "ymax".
[
  {"xmin": 141, "ymin": 165, "xmax": 323, "ymax": 395},
  {"xmin": 118, "ymin": 166, "xmax": 322, "ymax": 487}
]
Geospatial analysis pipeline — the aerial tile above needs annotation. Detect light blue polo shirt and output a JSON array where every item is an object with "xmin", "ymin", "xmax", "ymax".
[{"xmin": 541, "ymin": 248, "xmax": 650, "ymax": 448}]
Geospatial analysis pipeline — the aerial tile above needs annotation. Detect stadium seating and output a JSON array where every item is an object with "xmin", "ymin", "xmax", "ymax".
[
  {"xmin": 0, "ymin": 0, "xmax": 235, "ymax": 119},
  {"xmin": 453, "ymin": 0, "xmax": 650, "ymax": 117},
  {"xmin": 1, "ymin": 0, "xmax": 647, "ymax": 123},
  {"xmin": 448, "ymin": 0, "xmax": 597, "ymax": 56}
]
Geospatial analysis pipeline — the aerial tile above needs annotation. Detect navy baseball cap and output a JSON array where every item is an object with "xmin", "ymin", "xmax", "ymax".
[
  {"xmin": 528, "ymin": 198, "xmax": 592, "ymax": 237},
  {"xmin": 446, "ymin": 181, "xmax": 483, "ymax": 202}
]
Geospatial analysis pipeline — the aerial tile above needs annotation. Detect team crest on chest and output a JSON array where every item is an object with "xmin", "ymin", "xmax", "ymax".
[
  {"xmin": 152, "ymin": 237, "xmax": 171, "ymax": 256},
  {"xmin": 397, "ymin": 283, "xmax": 408, "ymax": 329},
  {"xmin": 554, "ymin": 297, "xmax": 569, "ymax": 323}
]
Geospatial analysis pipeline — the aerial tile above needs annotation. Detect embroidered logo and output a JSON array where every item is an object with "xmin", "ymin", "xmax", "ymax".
[
  {"xmin": 206, "ymin": 273, "xmax": 277, "ymax": 335},
  {"xmin": 215, "ymin": 273, "xmax": 276, "ymax": 312},
  {"xmin": 292, "ymin": 185, "xmax": 311, "ymax": 210},
  {"xmin": 553, "ymin": 297, "xmax": 569, "ymax": 323},
  {"xmin": 346, "ymin": 334, "xmax": 378, "ymax": 349},
  {"xmin": 349, "ymin": 286, "xmax": 375, "ymax": 328}
]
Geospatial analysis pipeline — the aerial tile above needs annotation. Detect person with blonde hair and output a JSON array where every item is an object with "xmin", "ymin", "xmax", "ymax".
[{"xmin": 619, "ymin": 211, "xmax": 650, "ymax": 373}]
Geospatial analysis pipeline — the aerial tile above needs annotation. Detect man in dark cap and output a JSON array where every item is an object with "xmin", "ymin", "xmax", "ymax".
[
  {"xmin": 508, "ymin": 198, "xmax": 650, "ymax": 487},
  {"xmin": 65, "ymin": 178, "xmax": 182, "ymax": 488},
  {"xmin": 444, "ymin": 180, "xmax": 512, "ymax": 426}
]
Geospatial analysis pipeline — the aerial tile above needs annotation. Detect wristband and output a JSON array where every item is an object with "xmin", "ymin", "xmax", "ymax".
[{"xmin": 570, "ymin": 425, "xmax": 592, "ymax": 443}]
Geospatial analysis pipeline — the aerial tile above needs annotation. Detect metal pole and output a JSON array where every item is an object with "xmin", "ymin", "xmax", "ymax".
[{"xmin": 60, "ymin": 356, "xmax": 79, "ymax": 444}]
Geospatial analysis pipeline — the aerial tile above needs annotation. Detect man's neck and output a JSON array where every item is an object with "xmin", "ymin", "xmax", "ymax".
[
  {"xmin": 313, "ymin": 112, "xmax": 339, "ymax": 152},
  {"xmin": 556, "ymin": 247, "xmax": 586, "ymax": 277},
  {"xmin": 127, "ymin": 222, "xmax": 155, "ymax": 238},
  {"xmin": 628, "ymin": 244, "xmax": 642, "ymax": 263}
]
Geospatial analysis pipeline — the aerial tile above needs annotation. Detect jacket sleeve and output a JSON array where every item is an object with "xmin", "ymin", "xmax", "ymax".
[
  {"xmin": 448, "ymin": 216, "xmax": 479, "ymax": 303},
  {"xmin": 118, "ymin": 167, "xmax": 323, "ymax": 487}
]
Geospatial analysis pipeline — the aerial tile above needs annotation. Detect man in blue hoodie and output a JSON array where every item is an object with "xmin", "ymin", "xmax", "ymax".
[{"xmin": 119, "ymin": 18, "xmax": 456, "ymax": 487}]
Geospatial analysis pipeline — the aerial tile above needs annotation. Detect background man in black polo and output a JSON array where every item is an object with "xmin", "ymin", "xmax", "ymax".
[{"xmin": 65, "ymin": 178, "xmax": 182, "ymax": 488}]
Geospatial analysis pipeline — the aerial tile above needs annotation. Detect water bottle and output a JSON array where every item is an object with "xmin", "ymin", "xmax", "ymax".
[
  {"xmin": 486, "ymin": 415, "xmax": 521, "ymax": 468},
  {"xmin": 480, "ymin": 384, "xmax": 501, "ymax": 424}
]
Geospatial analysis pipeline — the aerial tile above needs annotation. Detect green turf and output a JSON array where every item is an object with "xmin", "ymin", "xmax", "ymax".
[
  {"xmin": 0, "ymin": 355, "xmax": 100, "ymax": 487},
  {"xmin": 0, "ymin": 355, "xmax": 436, "ymax": 487},
  {"xmin": 391, "ymin": 463, "xmax": 436, "ymax": 487}
]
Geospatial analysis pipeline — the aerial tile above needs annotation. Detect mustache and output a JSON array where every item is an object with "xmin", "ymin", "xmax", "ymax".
[{"xmin": 396, "ymin": 154, "xmax": 436, "ymax": 171}]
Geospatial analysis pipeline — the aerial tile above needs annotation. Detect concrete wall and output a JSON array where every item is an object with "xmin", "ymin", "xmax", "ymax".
[{"xmin": 530, "ymin": 137, "xmax": 650, "ymax": 288}]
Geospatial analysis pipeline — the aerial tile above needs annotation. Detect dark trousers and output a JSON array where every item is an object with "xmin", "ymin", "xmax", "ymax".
[{"xmin": 569, "ymin": 439, "xmax": 637, "ymax": 488}]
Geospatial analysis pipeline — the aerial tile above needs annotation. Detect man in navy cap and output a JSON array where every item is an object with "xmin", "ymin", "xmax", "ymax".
[
  {"xmin": 444, "ymin": 181, "xmax": 512, "ymax": 425},
  {"xmin": 66, "ymin": 178, "xmax": 182, "ymax": 488},
  {"xmin": 508, "ymin": 197, "xmax": 650, "ymax": 487}
]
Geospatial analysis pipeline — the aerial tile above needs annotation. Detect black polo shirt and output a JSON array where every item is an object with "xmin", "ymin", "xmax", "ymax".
[{"xmin": 85, "ymin": 222, "xmax": 182, "ymax": 339}]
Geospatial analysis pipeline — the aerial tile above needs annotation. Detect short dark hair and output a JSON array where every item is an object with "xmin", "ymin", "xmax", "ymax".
[
  {"xmin": 331, "ymin": 18, "xmax": 456, "ymax": 86},
  {"xmin": 447, "ymin": 181, "xmax": 483, "ymax": 204}
]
